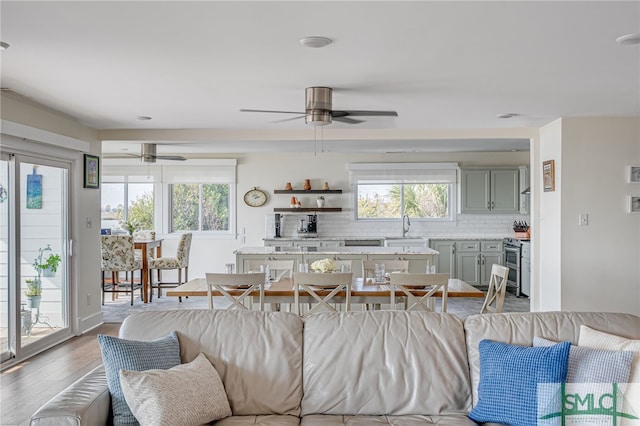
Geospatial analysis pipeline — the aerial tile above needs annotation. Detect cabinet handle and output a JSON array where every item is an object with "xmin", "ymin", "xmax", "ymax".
[
  {"xmin": 481, "ymin": 255, "xmax": 485, "ymax": 265},
  {"xmin": 477, "ymin": 254, "xmax": 481, "ymax": 265},
  {"xmin": 487, "ymin": 201, "xmax": 491, "ymax": 209},
  {"xmin": 491, "ymin": 201, "xmax": 495, "ymax": 209}
]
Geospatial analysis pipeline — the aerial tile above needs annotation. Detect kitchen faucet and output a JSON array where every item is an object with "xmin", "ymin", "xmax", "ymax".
[{"xmin": 402, "ymin": 214, "xmax": 411, "ymax": 237}]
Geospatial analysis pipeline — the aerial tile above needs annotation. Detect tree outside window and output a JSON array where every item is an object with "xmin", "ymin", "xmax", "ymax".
[
  {"xmin": 170, "ymin": 183, "xmax": 229, "ymax": 232},
  {"xmin": 357, "ymin": 183, "xmax": 449, "ymax": 220}
]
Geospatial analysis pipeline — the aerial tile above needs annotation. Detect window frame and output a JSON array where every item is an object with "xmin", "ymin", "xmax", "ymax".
[{"xmin": 350, "ymin": 162, "xmax": 458, "ymax": 222}]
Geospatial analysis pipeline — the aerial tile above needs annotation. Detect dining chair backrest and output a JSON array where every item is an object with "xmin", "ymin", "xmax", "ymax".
[
  {"xmin": 176, "ymin": 233, "xmax": 193, "ymax": 267},
  {"xmin": 206, "ymin": 272, "xmax": 266, "ymax": 311},
  {"xmin": 246, "ymin": 259, "xmax": 295, "ymax": 280},
  {"xmin": 362, "ymin": 260, "xmax": 409, "ymax": 280},
  {"xmin": 100, "ymin": 235, "xmax": 138, "ymax": 271},
  {"xmin": 293, "ymin": 272, "xmax": 352, "ymax": 317},
  {"xmin": 389, "ymin": 272, "xmax": 449, "ymax": 312},
  {"xmin": 480, "ymin": 264, "xmax": 510, "ymax": 314}
]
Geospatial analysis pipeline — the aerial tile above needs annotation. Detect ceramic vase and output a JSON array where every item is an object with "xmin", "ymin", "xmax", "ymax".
[{"xmin": 304, "ymin": 179, "xmax": 311, "ymax": 190}]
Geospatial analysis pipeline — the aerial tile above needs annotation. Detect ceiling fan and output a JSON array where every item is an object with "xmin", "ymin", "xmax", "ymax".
[
  {"xmin": 107, "ymin": 143, "xmax": 186, "ymax": 162},
  {"xmin": 240, "ymin": 87, "xmax": 398, "ymax": 126}
]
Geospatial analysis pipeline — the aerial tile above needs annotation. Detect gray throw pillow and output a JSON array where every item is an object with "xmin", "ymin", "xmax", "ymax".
[{"xmin": 533, "ymin": 336, "xmax": 633, "ymax": 383}]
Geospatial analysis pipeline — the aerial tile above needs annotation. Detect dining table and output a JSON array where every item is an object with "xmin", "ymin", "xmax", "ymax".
[
  {"xmin": 166, "ymin": 276, "xmax": 484, "ymax": 308},
  {"xmin": 134, "ymin": 239, "xmax": 162, "ymax": 303}
]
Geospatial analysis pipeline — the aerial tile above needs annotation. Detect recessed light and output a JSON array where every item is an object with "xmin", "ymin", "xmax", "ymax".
[
  {"xmin": 497, "ymin": 113, "xmax": 519, "ymax": 119},
  {"xmin": 136, "ymin": 116, "xmax": 152, "ymax": 121},
  {"xmin": 616, "ymin": 33, "xmax": 640, "ymax": 45},
  {"xmin": 0, "ymin": 42, "xmax": 9, "ymax": 51},
  {"xmin": 300, "ymin": 36, "xmax": 332, "ymax": 48}
]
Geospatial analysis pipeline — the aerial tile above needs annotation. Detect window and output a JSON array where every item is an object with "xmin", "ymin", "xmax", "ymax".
[
  {"xmin": 102, "ymin": 159, "xmax": 237, "ymax": 236},
  {"xmin": 350, "ymin": 163, "xmax": 457, "ymax": 221},
  {"xmin": 101, "ymin": 179, "xmax": 154, "ymax": 231},
  {"xmin": 170, "ymin": 183, "xmax": 230, "ymax": 232}
]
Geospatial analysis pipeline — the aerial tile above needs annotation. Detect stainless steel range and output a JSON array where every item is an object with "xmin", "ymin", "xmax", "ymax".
[{"xmin": 503, "ymin": 237, "xmax": 528, "ymax": 297}]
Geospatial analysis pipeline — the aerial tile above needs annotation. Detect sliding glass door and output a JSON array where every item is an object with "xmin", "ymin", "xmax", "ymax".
[{"xmin": 0, "ymin": 152, "xmax": 71, "ymax": 363}]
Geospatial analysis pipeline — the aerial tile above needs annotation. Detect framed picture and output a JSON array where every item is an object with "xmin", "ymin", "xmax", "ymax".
[
  {"xmin": 84, "ymin": 154, "xmax": 100, "ymax": 189},
  {"xmin": 628, "ymin": 165, "xmax": 640, "ymax": 183},
  {"xmin": 629, "ymin": 196, "xmax": 640, "ymax": 213},
  {"xmin": 543, "ymin": 160, "xmax": 555, "ymax": 192}
]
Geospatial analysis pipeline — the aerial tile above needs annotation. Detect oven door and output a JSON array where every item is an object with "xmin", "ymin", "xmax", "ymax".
[{"xmin": 504, "ymin": 246, "xmax": 521, "ymax": 295}]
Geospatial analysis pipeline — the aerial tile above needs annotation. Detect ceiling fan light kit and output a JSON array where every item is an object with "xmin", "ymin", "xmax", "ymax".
[{"xmin": 299, "ymin": 36, "xmax": 332, "ymax": 48}]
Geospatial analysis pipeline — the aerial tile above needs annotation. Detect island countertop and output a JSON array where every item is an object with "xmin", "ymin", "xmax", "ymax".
[{"xmin": 235, "ymin": 246, "xmax": 439, "ymax": 255}]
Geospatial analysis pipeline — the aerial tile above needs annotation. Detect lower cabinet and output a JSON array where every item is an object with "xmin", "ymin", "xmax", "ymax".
[{"xmin": 430, "ymin": 239, "xmax": 503, "ymax": 287}]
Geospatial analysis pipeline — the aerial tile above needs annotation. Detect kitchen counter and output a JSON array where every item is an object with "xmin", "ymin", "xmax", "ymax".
[{"xmin": 236, "ymin": 246, "xmax": 439, "ymax": 255}]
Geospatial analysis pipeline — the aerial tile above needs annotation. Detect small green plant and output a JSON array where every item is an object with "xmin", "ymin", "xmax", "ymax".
[
  {"xmin": 120, "ymin": 219, "xmax": 138, "ymax": 235},
  {"xmin": 35, "ymin": 253, "xmax": 62, "ymax": 273},
  {"xmin": 25, "ymin": 278, "xmax": 42, "ymax": 297}
]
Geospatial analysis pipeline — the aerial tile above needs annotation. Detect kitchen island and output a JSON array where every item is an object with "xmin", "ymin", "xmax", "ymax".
[{"xmin": 235, "ymin": 246, "xmax": 439, "ymax": 278}]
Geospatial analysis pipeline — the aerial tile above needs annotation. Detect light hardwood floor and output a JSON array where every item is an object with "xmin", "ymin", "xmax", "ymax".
[{"xmin": 0, "ymin": 323, "xmax": 120, "ymax": 426}]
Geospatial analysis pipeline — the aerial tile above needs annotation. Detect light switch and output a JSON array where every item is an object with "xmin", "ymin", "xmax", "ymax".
[
  {"xmin": 579, "ymin": 213, "xmax": 589, "ymax": 226},
  {"xmin": 86, "ymin": 217, "xmax": 92, "ymax": 228}
]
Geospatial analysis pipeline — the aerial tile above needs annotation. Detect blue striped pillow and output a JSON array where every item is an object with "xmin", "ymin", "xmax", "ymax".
[
  {"xmin": 98, "ymin": 332, "xmax": 181, "ymax": 426},
  {"xmin": 469, "ymin": 339, "xmax": 570, "ymax": 426}
]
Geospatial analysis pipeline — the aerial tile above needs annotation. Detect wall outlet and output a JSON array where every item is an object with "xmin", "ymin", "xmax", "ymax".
[{"xmin": 579, "ymin": 213, "xmax": 589, "ymax": 226}]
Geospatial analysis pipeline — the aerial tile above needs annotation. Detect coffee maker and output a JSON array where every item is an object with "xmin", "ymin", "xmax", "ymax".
[
  {"xmin": 306, "ymin": 214, "xmax": 317, "ymax": 234},
  {"xmin": 274, "ymin": 213, "xmax": 283, "ymax": 238}
]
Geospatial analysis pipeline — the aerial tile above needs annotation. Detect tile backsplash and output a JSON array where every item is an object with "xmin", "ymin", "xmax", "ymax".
[{"xmin": 265, "ymin": 212, "xmax": 530, "ymax": 240}]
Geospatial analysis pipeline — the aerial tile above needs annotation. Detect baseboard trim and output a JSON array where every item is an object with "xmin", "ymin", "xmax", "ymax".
[{"xmin": 78, "ymin": 311, "xmax": 104, "ymax": 334}]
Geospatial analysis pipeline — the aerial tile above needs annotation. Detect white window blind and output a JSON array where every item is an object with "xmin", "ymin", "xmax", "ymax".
[
  {"xmin": 349, "ymin": 162, "xmax": 458, "ymax": 184},
  {"xmin": 162, "ymin": 160, "xmax": 236, "ymax": 184}
]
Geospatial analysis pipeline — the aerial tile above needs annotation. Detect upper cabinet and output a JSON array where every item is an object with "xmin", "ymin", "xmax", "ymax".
[{"xmin": 460, "ymin": 168, "xmax": 520, "ymax": 214}]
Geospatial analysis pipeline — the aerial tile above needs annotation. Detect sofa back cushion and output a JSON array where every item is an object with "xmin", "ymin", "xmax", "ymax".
[
  {"xmin": 464, "ymin": 311, "xmax": 640, "ymax": 406},
  {"xmin": 301, "ymin": 311, "xmax": 471, "ymax": 416},
  {"xmin": 120, "ymin": 310, "xmax": 304, "ymax": 416}
]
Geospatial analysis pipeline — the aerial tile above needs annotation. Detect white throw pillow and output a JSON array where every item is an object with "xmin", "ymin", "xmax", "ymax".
[
  {"xmin": 119, "ymin": 352, "xmax": 232, "ymax": 426},
  {"xmin": 578, "ymin": 325, "xmax": 640, "ymax": 426}
]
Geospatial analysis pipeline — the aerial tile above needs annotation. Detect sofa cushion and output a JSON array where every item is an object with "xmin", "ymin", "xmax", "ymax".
[
  {"xmin": 468, "ymin": 339, "xmax": 570, "ymax": 426},
  {"xmin": 302, "ymin": 311, "xmax": 472, "ymax": 416},
  {"xmin": 300, "ymin": 414, "xmax": 481, "ymax": 425},
  {"xmin": 120, "ymin": 353, "xmax": 231, "ymax": 425},
  {"xmin": 533, "ymin": 336, "xmax": 633, "ymax": 383},
  {"xmin": 119, "ymin": 309, "xmax": 304, "ymax": 417},
  {"xmin": 464, "ymin": 312, "xmax": 640, "ymax": 406},
  {"xmin": 214, "ymin": 415, "xmax": 301, "ymax": 425},
  {"xmin": 97, "ymin": 331, "xmax": 181, "ymax": 426}
]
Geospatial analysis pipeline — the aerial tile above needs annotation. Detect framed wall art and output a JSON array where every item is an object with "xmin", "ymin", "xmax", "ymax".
[
  {"xmin": 543, "ymin": 160, "xmax": 555, "ymax": 192},
  {"xmin": 629, "ymin": 196, "xmax": 640, "ymax": 213},
  {"xmin": 26, "ymin": 165, "xmax": 42, "ymax": 209},
  {"xmin": 628, "ymin": 165, "xmax": 640, "ymax": 183},
  {"xmin": 84, "ymin": 154, "xmax": 100, "ymax": 189}
]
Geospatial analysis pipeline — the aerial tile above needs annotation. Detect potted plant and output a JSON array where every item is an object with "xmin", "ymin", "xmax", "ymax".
[
  {"xmin": 24, "ymin": 278, "xmax": 42, "ymax": 309},
  {"xmin": 39, "ymin": 253, "xmax": 62, "ymax": 277},
  {"xmin": 316, "ymin": 196, "xmax": 325, "ymax": 208}
]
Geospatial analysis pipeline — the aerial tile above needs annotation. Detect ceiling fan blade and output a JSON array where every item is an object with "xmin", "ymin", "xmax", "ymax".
[
  {"xmin": 333, "ymin": 116, "xmax": 365, "ymax": 124},
  {"xmin": 334, "ymin": 110, "xmax": 398, "ymax": 117},
  {"xmin": 103, "ymin": 153, "xmax": 139, "ymax": 159},
  {"xmin": 271, "ymin": 115, "xmax": 306, "ymax": 123},
  {"xmin": 240, "ymin": 109, "xmax": 305, "ymax": 115},
  {"xmin": 155, "ymin": 155, "xmax": 186, "ymax": 161}
]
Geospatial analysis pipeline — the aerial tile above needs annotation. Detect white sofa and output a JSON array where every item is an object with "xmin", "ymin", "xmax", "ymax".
[{"xmin": 31, "ymin": 310, "xmax": 640, "ymax": 425}]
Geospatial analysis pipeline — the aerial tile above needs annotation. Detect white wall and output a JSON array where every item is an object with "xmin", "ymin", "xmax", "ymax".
[
  {"xmin": 537, "ymin": 119, "xmax": 563, "ymax": 311},
  {"xmin": 537, "ymin": 117, "xmax": 640, "ymax": 315}
]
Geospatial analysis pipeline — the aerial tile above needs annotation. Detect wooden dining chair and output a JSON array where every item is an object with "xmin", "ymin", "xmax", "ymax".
[
  {"xmin": 389, "ymin": 272, "xmax": 449, "ymax": 312},
  {"xmin": 362, "ymin": 260, "xmax": 409, "ymax": 281},
  {"xmin": 246, "ymin": 259, "xmax": 295, "ymax": 281},
  {"xmin": 480, "ymin": 264, "xmax": 510, "ymax": 314},
  {"xmin": 100, "ymin": 235, "xmax": 143, "ymax": 305},
  {"xmin": 205, "ymin": 272, "xmax": 266, "ymax": 311},
  {"xmin": 293, "ymin": 272, "xmax": 352, "ymax": 317}
]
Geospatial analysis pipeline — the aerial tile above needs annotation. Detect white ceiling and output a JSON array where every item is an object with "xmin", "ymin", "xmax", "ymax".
[{"xmin": 1, "ymin": 1, "xmax": 638, "ymax": 155}]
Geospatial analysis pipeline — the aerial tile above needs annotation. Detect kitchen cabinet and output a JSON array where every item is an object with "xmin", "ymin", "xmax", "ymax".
[
  {"xmin": 460, "ymin": 169, "xmax": 519, "ymax": 214},
  {"xmin": 455, "ymin": 240, "xmax": 503, "ymax": 287},
  {"xmin": 429, "ymin": 240, "xmax": 456, "ymax": 276},
  {"xmin": 367, "ymin": 254, "xmax": 430, "ymax": 274},
  {"xmin": 237, "ymin": 253, "xmax": 301, "ymax": 273}
]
